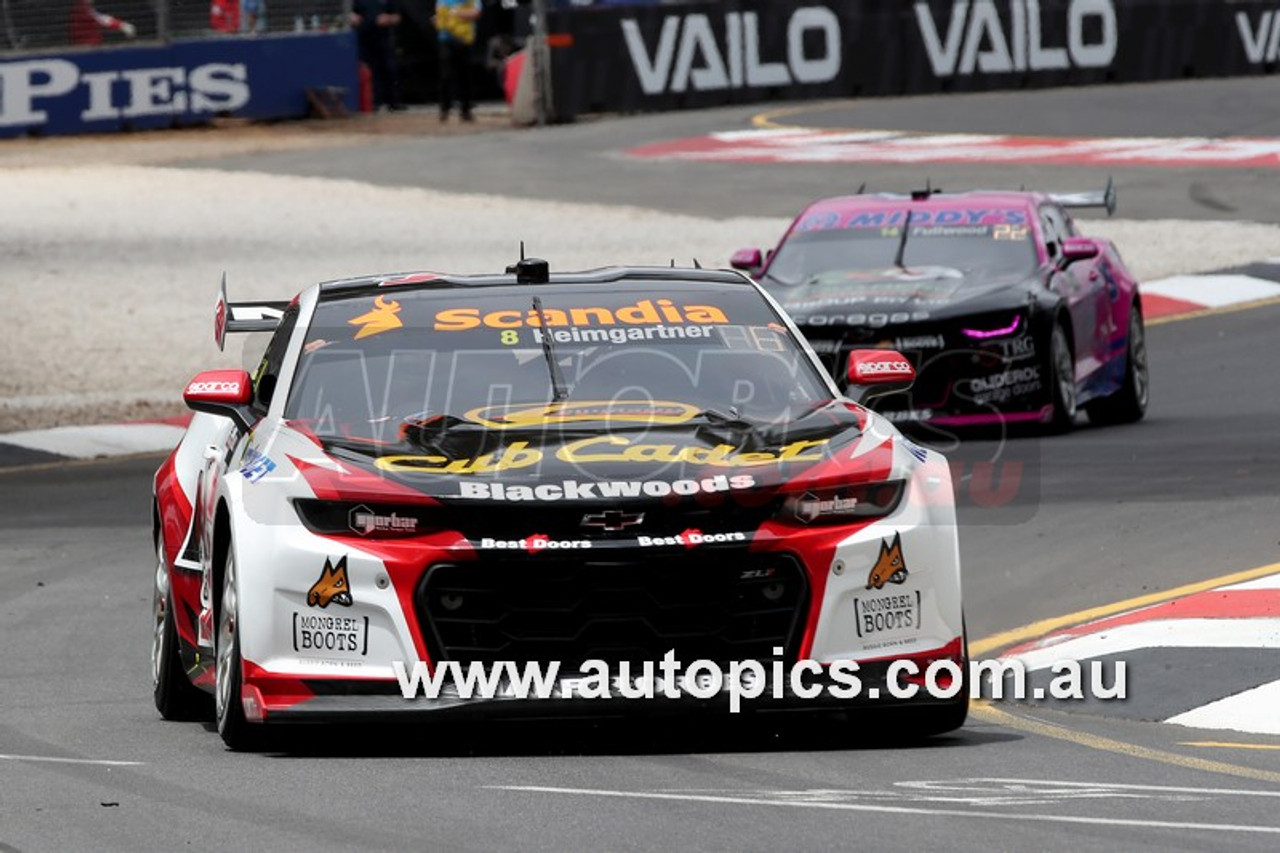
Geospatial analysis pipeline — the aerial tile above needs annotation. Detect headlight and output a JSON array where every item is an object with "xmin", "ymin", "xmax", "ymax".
[
  {"xmin": 294, "ymin": 499, "xmax": 436, "ymax": 538},
  {"xmin": 961, "ymin": 313, "xmax": 1022, "ymax": 339},
  {"xmin": 777, "ymin": 481, "xmax": 905, "ymax": 525}
]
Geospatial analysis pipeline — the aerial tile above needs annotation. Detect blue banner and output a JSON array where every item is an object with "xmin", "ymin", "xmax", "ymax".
[{"xmin": 0, "ymin": 32, "xmax": 358, "ymax": 138}]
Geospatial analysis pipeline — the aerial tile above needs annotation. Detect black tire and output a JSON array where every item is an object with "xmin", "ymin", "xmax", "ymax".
[
  {"xmin": 917, "ymin": 617, "xmax": 969, "ymax": 736},
  {"xmin": 152, "ymin": 540, "xmax": 212, "ymax": 721},
  {"xmin": 1087, "ymin": 305, "xmax": 1149, "ymax": 426},
  {"xmin": 215, "ymin": 549, "xmax": 264, "ymax": 751},
  {"xmin": 1045, "ymin": 321, "xmax": 1078, "ymax": 433}
]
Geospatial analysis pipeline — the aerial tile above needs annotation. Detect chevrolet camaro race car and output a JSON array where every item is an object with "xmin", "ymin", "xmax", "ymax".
[
  {"xmin": 732, "ymin": 184, "xmax": 1149, "ymax": 431},
  {"xmin": 150, "ymin": 260, "xmax": 966, "ymax": 749}
]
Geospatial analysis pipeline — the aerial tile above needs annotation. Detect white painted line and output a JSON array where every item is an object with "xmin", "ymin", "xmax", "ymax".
[
  {"xmin": 965, "ymin": 777, "xmax": 1280, "ymax": 798},
  {"xmin": 487, "ymin": 785, "xmax": 1280, "ymax": 835},
  {"xmin": 1167, "ymin": 680, "xmax": 1280, "ymax": 736},
  {"xmin": 0, "ymin": 423, "xmax": 186, "ymax": 459},
  {"xmin": 0, "ymin": 753, "xmax": 143, "ymax": 767},
  {"xmin": 1221, "ymin": 573, "xmax": 1280, "ymax": 592},
  {"xmin": 1005, "ymin": 618, "xmax": 1280, "ymax": 672},
  {"xmin": 1142, "ymin": 275, "xmax": 1280, "ymax": 308}
]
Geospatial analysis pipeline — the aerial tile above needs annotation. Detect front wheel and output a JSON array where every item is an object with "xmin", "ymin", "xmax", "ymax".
[
  {"xmin": 1045, "ymin": 322, "xmax": 1078, "ymax": 433},
  {"xmin": 215, "ymin": 548, "xmax": 263, "ymax": 750},
  {"xmin": 1086, "ymin": 306, "xmax": 1149, "ymax": 425},
  {"xmin": 152, "ymin": 539, "xmax": 211, "ymax": 721}
]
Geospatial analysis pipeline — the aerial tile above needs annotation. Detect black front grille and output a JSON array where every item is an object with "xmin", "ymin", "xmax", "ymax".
[{"xmin": 416, "ymin": 553, "xmax": 809, "ymax": 668}]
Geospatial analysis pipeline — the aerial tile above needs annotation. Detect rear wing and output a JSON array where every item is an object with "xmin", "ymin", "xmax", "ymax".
[
  {"xmin": 214, "ymin": 273, "xmax": 289, "ymax": 351},
  {"xmin": 1049, "ymin": 178, "xmax": 1117, "ymax": 216}
]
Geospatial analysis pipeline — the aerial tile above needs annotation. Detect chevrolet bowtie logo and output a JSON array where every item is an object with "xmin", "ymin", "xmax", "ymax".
[{"xmin": 581, "ymin": 510, "xmax": 645, "ymax": 531}]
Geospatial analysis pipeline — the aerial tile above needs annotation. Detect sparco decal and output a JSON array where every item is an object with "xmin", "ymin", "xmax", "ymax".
[
  {"xmin": 1237, "ymin": 10, "xmax": 1280, "ymax": 64},
  {"xmin": 914, "ymin": 0, "xmax": 1116, "ymax": 77},
  {"xmin": 0, "ymin": 60, "xmax": 249, "ymax": 127},
  {"xmin": 457, "ymin": 474, "xmax": 757, "ymax": 501},
  {"xmin": 622, "ymin": 7, "xmax": 841, "ymax": 96}
]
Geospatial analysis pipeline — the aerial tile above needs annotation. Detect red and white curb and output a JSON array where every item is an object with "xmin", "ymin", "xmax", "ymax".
[
  {"xmin": 1001, "ymin": 572, "xmax": 1280, "ymax": 736},
  {"xmin": 629, "ymin": 128, "xmax": 1280, "ymax": 168},
  {"xmin": 1142, "ymin": 273, "xmax": 1280, "ymax": 320}
]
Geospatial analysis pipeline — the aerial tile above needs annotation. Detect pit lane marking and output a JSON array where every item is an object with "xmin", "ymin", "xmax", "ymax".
[
  {"xmin": 488, "ymin": 784, "xmax": 1280, "ymax": 835},
  {"xmin": 0, "ymin": 753, "xmax": 143, "ymax": 767}
]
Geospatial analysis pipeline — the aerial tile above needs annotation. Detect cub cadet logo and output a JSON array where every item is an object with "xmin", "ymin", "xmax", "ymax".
[
  {"xmin": 349, "ymin": 295, "xmax": 403, "ymax": 340},
  {"xmin": 375, "ymin": 437, "xmax": 827, "ymax": 475},
  {"xmin": 433, "ymin": 299, "xmax": 727, "ymax": 331},
  {"xmin": 307, "ymin": 556, "xmax": 353, "ymax": 608},
  {"xmin": 857, "ymin": 359, "xmax": 913, "ymax": 377},
  {"xmin": 915, "ymin": 0, "xmax": 1117, "ymax": 77},
  {"xmin": 1237, "ymin": 10, "xmax": 1280, "ymax": 64},
  {"xmin": 0, "ymin": 59, "xmax": 249, "ymax": 128},
  {"xmin": 186, "ymin": 380, "xmax": 242, "ymax": 395},
  {"xmin": 866, "ymin": 533, "xmax": 909, "ymax": 590},
  {"xmin": 622, "ymin": 7, "xmax": 840, "ymax": 96}
]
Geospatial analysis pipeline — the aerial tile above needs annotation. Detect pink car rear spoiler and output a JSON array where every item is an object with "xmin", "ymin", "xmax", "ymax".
[{"xmin": 1048, "ymin": 177, "xmax": 1117, "ymax": 216}]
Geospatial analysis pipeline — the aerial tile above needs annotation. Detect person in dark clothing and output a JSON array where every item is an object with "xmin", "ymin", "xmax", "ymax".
[
  {"xmin": 350, "ymin": 0, "xmax": 404, "ymax": 111},
  {"xmin": 433, "ymin": 0, "xmax": 481, "ymax": 121}
]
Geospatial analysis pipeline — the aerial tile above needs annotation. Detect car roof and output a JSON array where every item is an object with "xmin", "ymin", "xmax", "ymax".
[
  {"xmin": 799, "ymin": 190, "xmax": 1044, "ymax": 217},
  {"xmin": 314, "ymin": 265, "xmax": 750, "ymax": 299}
]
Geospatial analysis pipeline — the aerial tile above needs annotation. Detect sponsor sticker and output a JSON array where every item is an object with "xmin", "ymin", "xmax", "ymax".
[
  {"xmin": 455, "ymin": 474, "xmax": 757, "ymax": 501},
  {"xmin": 853, "ymin": 590, "xmax": 922, "ymax": 639},
  {"xmin": 349, "ymin": 505, "xmax": 419, "ymax": 536},
  {"xmin": 307, "ymin": 556, "xmax": 353, "ymax": 608},
  {"xmin": 479, "ymin": 535, "xmax": 593, "ymax": 554},
  {"xmin": 636, "ymin": 529, "xmax": 749, "ymax": 548},
  {"xmin": 866, "ymin": 533, "xmax": 909, "ymax": 590},
  {"xmin": 348, "ymin": 295, "xmax": 403, "ymax": 340},
  {"xmin": 238, "ymin": 447, "xmax": 276, "ymax": 483},
  {"xmin": 292, "ymin": 611, "xmax": 369, "ymax": 656},
  {"xmin": 433, "ymin": 299, "xmax": 729, "ymax": 331},
  {"xmin": 375, "ymin": 438, "xmax": 826, "ymax": 475}
]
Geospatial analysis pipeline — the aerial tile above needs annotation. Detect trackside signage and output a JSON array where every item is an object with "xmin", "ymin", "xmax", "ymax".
[
  {"xmin": 546, "ymin": 0, "xmax": 1280, "ymax": 121},
  {"xmin": 0, "ymin": 33, "xmax": 358, "ymax": 138}
]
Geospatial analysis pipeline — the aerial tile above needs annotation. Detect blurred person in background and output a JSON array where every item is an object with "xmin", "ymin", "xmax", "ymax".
[
  {"xmin": 434, "ymin": 0, "xmax": 481, "ymax": 122},
  {"xmin": 242, "ymin": 0, "xmax": 266, "ymax": 34},
  {"xmin": 210, "ymin": 0, "xmax": 240, "ymax": 33},
  {"xmin": 351, "ymin": 0, "xmax": 404, "ymax": 111},
  {"xmin": 69, "ymin": 0, "xmax": 136, "ymax": 46}
]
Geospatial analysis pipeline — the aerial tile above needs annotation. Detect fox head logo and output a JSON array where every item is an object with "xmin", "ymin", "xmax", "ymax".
[
  {"xmin": 348, "ymin": 295, "xmax": 403, "ymax": 340},
  {"xmin": 308, "ymin": 556, "xmax": 353, "ymax": 608},
  {"xmin": 866, "ymin": 533, "xmax": 909, "ymax": 590}
]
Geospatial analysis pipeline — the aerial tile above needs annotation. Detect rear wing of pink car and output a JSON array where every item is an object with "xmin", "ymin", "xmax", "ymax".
[
  {"xmin": 1048, "ymin": 178, "xmax": 1117, "ymax": 216},
  {"xmin": 213, "ymin": 274, "xmax": 290, "ymax": 351}
]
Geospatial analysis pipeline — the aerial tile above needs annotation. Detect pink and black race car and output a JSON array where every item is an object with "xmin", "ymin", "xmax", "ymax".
[
  {"xmin": 151, "ymin": 260, "xmax": 967, "ymax": 749},
  {"xmin": 732, "ymin": 183, "xmax": 1148, "ymax": 431}
]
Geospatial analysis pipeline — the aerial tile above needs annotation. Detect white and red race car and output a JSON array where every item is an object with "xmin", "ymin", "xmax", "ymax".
[{"xmin": 150, "ymin": 260, "xmax": 966, "ymax": 749}]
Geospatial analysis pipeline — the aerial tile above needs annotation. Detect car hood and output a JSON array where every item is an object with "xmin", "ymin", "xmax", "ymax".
[
  {"xmin": 766, "ymin": 266, "xmax": 1036, "ymax": 325},
  {"xmin": 280, "ymin": 402, "xmax": 897, "ymax": 506}
]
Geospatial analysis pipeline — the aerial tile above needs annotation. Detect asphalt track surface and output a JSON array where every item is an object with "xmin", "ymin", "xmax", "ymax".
[{"xmin": 4, "ymin": 78, "xmax": 1280, "ymax": 849}]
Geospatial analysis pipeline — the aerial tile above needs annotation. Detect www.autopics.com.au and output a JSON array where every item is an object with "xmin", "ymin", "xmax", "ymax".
[{"xmin": 391, "ymin": 651, "xmax": 1125, "ymax": 713}]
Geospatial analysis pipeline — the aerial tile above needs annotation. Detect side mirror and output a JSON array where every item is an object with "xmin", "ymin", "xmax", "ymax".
[
  {"xmin": 184, "ymin": 369, "xmax": 256, "ymax": 432},
  {"xmin": 730, "ymin": 247, "xmax": 763, "ymax": 272},
  {"xmin": 845, "ymin": 349, "xmax": 916, "ymax": 403},
  {"xmin": 1060, "ymin": 236, "xmax": 1100, "ymax": 265}
]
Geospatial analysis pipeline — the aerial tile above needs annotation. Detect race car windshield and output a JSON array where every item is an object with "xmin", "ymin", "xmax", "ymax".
[
  {"xmin": 285, "ymin": 281, "xmax": 832, "ymax": 442},
  {"xmin": 766, "ymin": 218, "xmax": 1038, "ymax": 285}
]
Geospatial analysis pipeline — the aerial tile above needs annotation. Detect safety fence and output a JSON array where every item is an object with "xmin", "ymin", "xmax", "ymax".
[
  {"xmin": 0, "ymin": 1, "xmax": 351, "ymax": 53},
  {"xmin": 544, "ymin": 0, "xmax": 1280, "ymax": 121}
]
